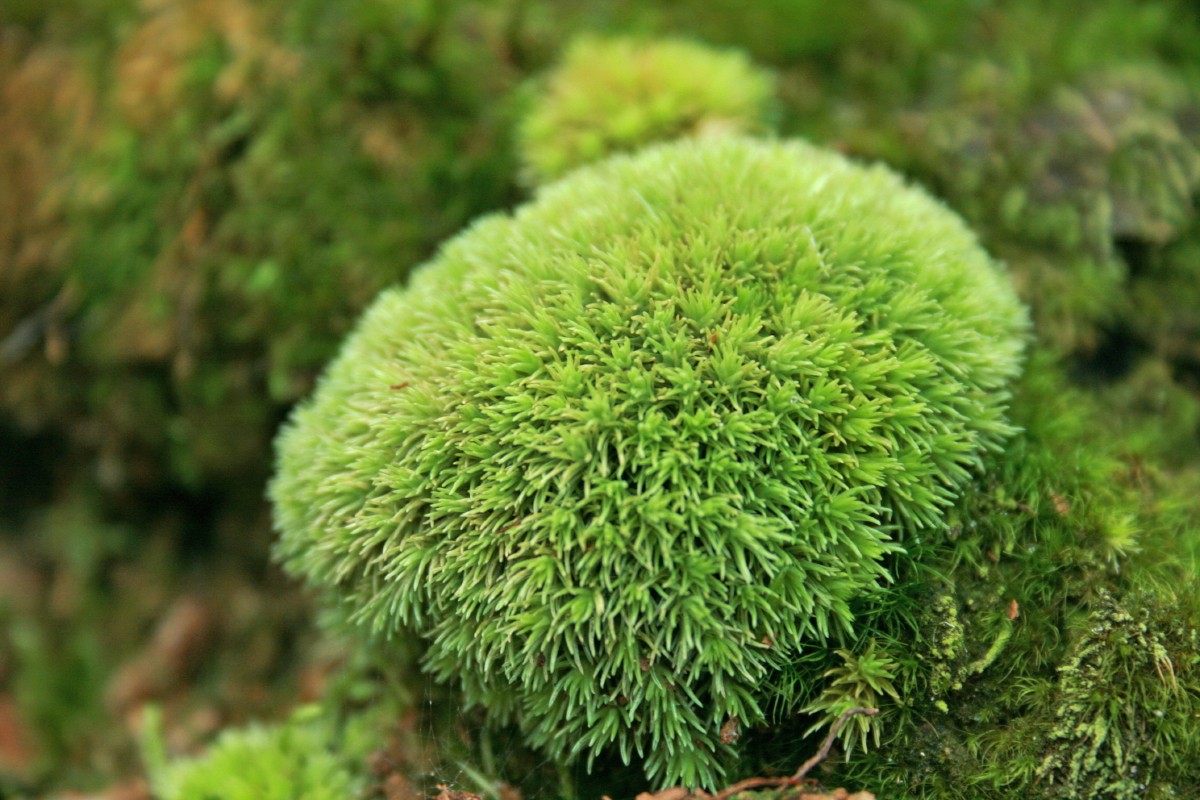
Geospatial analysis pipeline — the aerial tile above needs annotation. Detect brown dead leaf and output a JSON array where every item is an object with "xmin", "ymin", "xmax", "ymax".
[
  {"xmin": 822, "ymin": 790, "xmax": 875, "ymax": 800},
  {"xmin": 152, "ymin": 595, "xmax": 215, "ymax": 677},
  {"xmin": 49, "ymin": 779, "xmax": 152, "ymax": 800},
  {"xmin": 101, "ymin": 779, "xmax": 153, "ymax": 800}
]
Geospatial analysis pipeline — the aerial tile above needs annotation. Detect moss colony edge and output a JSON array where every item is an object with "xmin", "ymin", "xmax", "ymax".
[{"xmin": 271, "ymin": 137, "xmax": 1029, "ymax": 786}]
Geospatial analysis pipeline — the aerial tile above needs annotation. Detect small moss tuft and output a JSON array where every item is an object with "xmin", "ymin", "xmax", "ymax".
[
  {"xmin": 518, "ymin": 36, "xmax": 776, "ymax": 184},
  {"xmin": 144, "ymin": 707, "xmax": 365, "ymax": 800},
  {"xmin": 801, "ymin": 640, "xmax": 901, "ymax": 755}
]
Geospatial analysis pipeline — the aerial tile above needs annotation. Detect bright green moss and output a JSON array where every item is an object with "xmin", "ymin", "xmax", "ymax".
[
  {"xmin": 272, "ymin": 136, "xmax": 1027, "ymax": 787},
  {"xmin": 518, "ymin": 36, "xmax": 776, "ymax": 184},
  {"xmin": 143, "ymin": 708, "xmax": 364, "ymax": 800}
]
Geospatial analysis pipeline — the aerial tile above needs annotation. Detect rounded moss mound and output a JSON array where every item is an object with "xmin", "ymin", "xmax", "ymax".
[
  {"xmin": 271, "ymin": 136, "xmax": 1029, "ymax": 786},
  {"xmin": 518, "ymin": 36, "xmax": 775, "ymax": 184}
]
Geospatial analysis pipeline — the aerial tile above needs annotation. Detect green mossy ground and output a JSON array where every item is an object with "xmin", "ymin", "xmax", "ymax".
[{"xmin": 1, "ymin": 0, "xmax": 1198, "ymax": 798}]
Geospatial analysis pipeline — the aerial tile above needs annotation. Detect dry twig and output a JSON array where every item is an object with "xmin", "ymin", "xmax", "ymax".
[{"xmin": 635, "ymin": 707, "xmax": 879, "ymax": 800}]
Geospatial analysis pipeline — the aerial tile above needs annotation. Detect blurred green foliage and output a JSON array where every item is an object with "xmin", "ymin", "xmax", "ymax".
[
  {"xmin": 517, "ymin": 36, "xmax": 777, "ymax": 183},
  {"xmin": 143, "ymin": 705, "xmax": 366, "ymax": 800}
]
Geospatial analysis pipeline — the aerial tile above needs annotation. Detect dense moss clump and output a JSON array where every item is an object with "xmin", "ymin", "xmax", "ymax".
[
  {"xmin": 518, "ymin": 36, "xmax": 776, "ymax": 184},
  {"xmin": 272, "ymin": 136, "xmax": 1028, "ymax": 786}
]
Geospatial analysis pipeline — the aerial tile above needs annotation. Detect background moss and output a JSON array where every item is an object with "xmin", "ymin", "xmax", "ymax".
[{"xmin": 517, "ymin": 36, "xmax": 777, "ymax": 183}]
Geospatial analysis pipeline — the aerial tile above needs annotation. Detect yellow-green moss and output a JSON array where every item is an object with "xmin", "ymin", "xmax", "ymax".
[{"xmin": 518, "ymin": 36, "xmax": 775, "ymax": 184}]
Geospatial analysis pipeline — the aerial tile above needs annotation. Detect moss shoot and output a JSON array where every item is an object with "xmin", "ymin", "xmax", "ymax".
[{"xmin": 271, "ymin": 136, "xmax": 1028, "ymax": 786}]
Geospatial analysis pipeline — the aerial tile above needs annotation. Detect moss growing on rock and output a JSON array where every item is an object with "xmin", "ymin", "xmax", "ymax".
[
  {"xmin": 881, "ymin": 61, "xmax": 1200, "ymax": 356},
  {"xmin": 272, "ymin": 135, "xmax": 1028, "ymax": 786},
  {"xmin": 813, "ymin": 352, "xmax": 1200, "ymax": 800},
  {"xmin": 1036, "ymin": 589, "xmax": 1200, "ymax": 799},
  {"xmin": 518, "ymin": 36, "xmax": 776, "ymax": 184}
]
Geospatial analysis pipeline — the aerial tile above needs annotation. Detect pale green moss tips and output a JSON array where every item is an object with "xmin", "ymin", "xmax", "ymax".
[
  {"xmin": 518, "ymin": 36, "xmax": 776, "ymax": 184},
  {"xmin": 270, "ymin": 136, "xmax": 1029, "ymax": 787}
]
